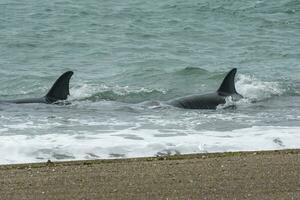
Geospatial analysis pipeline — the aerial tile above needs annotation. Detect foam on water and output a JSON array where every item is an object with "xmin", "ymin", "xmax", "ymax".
[
  {"xmin": 236, "ymin": 74, "xmax": 285, "ymax": 101},
  {"xmin": 0, "ymin": 126, "xmax": 299, "ymax": 164}
]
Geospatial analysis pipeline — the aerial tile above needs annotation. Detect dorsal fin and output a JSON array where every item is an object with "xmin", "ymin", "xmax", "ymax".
[
  {"xmin": 45, "ymin": 71, "xmax": 73, "ymax": 103},
  {"xmin": 217, "ymin": 68, "xmax": 238, "ymax": 95}
]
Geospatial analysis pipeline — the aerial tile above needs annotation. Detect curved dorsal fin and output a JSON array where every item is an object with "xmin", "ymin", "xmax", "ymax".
[
  {"xmin": 45, "ymin": 71, "xmax": 73, "ymax": 103},
  {"xmin": 217, "ymin": 68, "xmax": 238, "ymax": 95}
]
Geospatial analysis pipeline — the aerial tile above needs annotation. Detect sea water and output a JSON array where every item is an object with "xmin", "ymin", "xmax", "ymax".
[{"xmin": 0, "ymin": 0, "xmax": 299, "ymax": 164}]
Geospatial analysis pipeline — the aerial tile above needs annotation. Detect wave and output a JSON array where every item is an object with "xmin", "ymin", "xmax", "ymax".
[
  {"xmin": 174, "ymin": 67, "xmax": 209, "ymax": 76},
  {"xmin": 70, "ymin": 84, "xmax": 167, "ymax": 103},
  {"xmin": 1, "ymin": 125, "xmax": 299, "ymax": 164}
]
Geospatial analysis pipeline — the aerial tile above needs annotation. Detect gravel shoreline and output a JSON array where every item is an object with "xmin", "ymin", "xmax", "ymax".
[{"xmin": 1, "ymin": 149, "xmax": 299, "ymax": 200}]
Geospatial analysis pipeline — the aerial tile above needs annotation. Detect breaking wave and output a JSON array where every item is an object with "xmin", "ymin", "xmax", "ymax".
[
  {"xmin": 236, "ymin": 74, "xmax": 285, "ymax": 101},
  {"xmin": 70, "ymin": 83, "xmax": 167, "ymax": 103}
]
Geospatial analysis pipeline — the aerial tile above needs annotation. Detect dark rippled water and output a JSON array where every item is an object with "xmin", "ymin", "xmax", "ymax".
[{"xmin": 0, "ymin": 0, "xmax": 299, "ymax": 164}]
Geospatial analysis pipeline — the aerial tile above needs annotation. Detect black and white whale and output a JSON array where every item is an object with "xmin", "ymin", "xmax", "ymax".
[
  {"xmin": 168, "ymin": 68, "xmax": 242, "ymax": 109},
  {"xmin": 0, "ymin": 71, "xmax": 73, "ymax": 104}
]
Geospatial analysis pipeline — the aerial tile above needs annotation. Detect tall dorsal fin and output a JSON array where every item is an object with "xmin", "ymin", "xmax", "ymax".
[
  {"xmin": 45, "ymin": 71, "xmax": 73, "ymax": 103},
  {"xmin": 217, "ymin": 68, "xmax": 238, "ymax": 95}
]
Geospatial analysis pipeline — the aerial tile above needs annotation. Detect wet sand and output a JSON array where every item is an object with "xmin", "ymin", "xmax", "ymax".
[{"xmin": 0, "ymin": 149, "xmax": 299, "ymax": 200}]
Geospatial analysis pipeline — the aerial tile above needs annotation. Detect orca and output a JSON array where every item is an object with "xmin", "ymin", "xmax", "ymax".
[
  {"xmin": 0, "ymin": 71, "xmax": 73, "ymax": 104},
  {"xmin": 168, "ymin": 68, "xmax": 242, "ymax": 109}
]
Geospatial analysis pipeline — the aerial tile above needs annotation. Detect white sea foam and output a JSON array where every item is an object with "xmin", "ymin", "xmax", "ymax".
[
  {"xmin": 0, "ymin": 126, "xmax": 299, "ymax": 164},
  {"xmin": 236, "ymin": 74, "xmax": 284, "ymax": 101}
]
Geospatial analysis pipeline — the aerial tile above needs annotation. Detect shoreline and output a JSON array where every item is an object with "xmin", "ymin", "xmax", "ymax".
[
  {"xmin": 1, "ymin": 149, "xmax": 300, "ymax": 199},
  {"xmin": 2, "ymin": 149, "xmax": 300, "ymax": 168}
]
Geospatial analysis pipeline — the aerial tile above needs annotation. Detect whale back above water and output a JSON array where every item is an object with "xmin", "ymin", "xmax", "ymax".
[
  {"xmin": 169, "ymin": 68, "xmax": 242, "ymax": 109},
  {"xmin": 0, "ymin": 71, "xmax": 73, "ymax": 104}
]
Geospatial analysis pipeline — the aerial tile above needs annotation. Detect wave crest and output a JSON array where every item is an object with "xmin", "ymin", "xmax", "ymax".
[{"xmin": 70, "ymin": 84, "xmax": 167, "ymax": 103}]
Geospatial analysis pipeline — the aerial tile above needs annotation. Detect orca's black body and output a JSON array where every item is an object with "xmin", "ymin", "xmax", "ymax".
[
  {"xmin": 169, "ymin": 68, "xmax": 242, "ymax": 109},
  {"xmin": 0, "ymin": 71, "xmax": 73, "ymax": 104}
]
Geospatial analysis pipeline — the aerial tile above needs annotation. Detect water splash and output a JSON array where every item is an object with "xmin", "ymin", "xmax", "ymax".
[{"xmin": 236, "ymin": 74, "xmax": 284, "ymax": 101}]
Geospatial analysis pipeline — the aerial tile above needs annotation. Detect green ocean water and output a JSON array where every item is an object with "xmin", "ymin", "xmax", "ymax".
[{"xmin": 0, "ymin": 0, "xmax": 299, "ymax": 164}]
